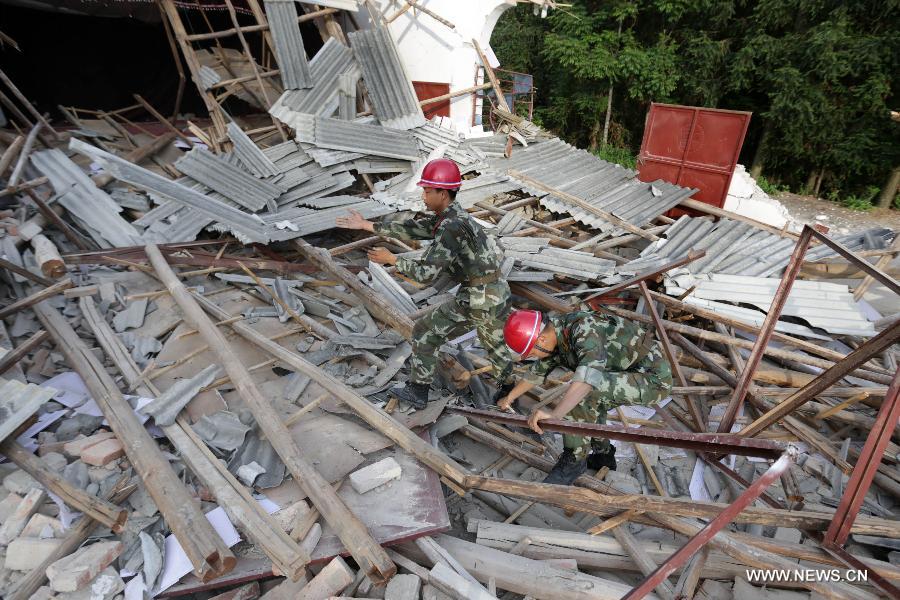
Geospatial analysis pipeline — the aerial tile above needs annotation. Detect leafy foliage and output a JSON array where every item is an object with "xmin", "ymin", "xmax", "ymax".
[{"xmin": 491, "ymin": 0, "xmax": 900, "ymax": 205}]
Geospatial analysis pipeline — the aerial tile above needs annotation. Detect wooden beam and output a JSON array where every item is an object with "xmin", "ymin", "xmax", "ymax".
[
  {"xmin": 32, "ymin": 300, "xmax": 234, "ymax": 582},
  {"xmin": 144, "ymin": 243, "xmax": 396, "ymax": 585},
  {"xmin": 0, "ymin": 256, "xmax": 53, "ymax": 287},
  {"xmin": 0, "ymin": 278, "xmax": 73, "ymax": 320},
  {"xmin": 0, "ymin": 439, "xmax": 128, "ymax": 532},
  {"xmin": 472, "ymin": 38, "xmax": 509, "ymax": 112},
  {"xmin": 0, "ymin": 329, "xmax": 48, "ymax": 375},
  {"xmin": 294, "ymin": 238, "xmax": 415, "ymax": 339}
]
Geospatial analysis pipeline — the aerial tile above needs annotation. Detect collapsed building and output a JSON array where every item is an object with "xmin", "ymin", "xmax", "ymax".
[{"xmin": 0, "ymin": 1, "xmax": 898, "ymax": 599}]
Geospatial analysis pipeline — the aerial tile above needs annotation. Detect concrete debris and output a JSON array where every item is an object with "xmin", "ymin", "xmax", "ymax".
[
  {"xmin": 5, "ymin": 537, "xmax": 63, "ymax": 570},
  {"xmin": 384, "ymin": 573, "xmax": 421, "ymax": 600},
  {"xmin": 349, "ymin": 457, "xmax": 402, "ymax": 494},
  {"xmin": 46, "ymin": 540, "xmax": 124, "ymax": 592}
]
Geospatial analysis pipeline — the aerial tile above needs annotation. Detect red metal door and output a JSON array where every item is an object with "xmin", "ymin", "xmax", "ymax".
[
  {"xmin": 637, "ymin": 103, "xmax": 751, "ymax": 212},
  {"xmin": 412, "ymin": 81, "xmax": 451, "ymax": 119}
]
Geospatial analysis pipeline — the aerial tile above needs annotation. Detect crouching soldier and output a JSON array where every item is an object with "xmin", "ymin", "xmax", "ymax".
[
  {"xmin": 498, "ymin": 309, "xmax": 673, "ymax": 485},
  {"xmin": 336, "ymin": 158, "xmax": 514, "ymax": 409}
]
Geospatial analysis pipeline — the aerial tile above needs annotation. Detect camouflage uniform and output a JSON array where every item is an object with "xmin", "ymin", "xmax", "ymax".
[
  {"xmin": 374, "ymin": 202, "xmax": 513, "ymax": 385},
  {"xmin": 525, "ymin": 311, "xmax": 673, "ymax": 459}
]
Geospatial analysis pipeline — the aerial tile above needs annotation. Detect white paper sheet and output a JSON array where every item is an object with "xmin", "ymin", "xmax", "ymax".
[{"xmin": 154, "ymin": 507, "xmax": 241, "ymax": 594}]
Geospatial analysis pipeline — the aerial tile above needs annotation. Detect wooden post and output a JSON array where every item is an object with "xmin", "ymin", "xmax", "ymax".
[
  {"xmin": 31, "ymin": 300, "xmax": 234, "ymax": 582},
  {"xmin": 144, "ymin": 243, "xmax": 396, "ymax": 585},
  {"xmin": 77, "ymin": 296, "xmax": 309, "ymax": 581},
  {"xmin": 0, "ymin": 330, "xmax": 48, "ymax": 375},
  {"xmin": 0, "ymin": 69, "xmax": 60, "ymax": 141},
  {"xmin": 472, "ymin": 38, "xmax": 509, "ymax": 112},
  {"xmin": 31, "ymin": 234, "xmax": 65, "ymax": 278},
  {"xmin": 0, "ymin": 256, "xmax": 53, "ymax": 287},
  {"xmin": 0, "ymin": 135, "xmax": 24, "ymax": 176}
]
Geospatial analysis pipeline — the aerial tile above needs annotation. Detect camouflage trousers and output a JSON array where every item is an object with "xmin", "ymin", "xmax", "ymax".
[
  {"xmin": 409, "ymin": 297, "xmax": 512, "ymax": 387},
  {"xmin": 564, "ymin": 342, "xmax": 673, "ymax": 459}
]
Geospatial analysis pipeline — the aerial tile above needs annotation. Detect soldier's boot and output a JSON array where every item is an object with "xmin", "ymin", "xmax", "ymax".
[
  {"xmin": 542, "ymin": 448, "xmax": 587, "ymax": 486},
  {"xmin": 587, "ymin": 442, "xmax": 616, "ymax": 471},
  {"xmin": 390, "ymin": 381, "xmax": 431, "ymax": 410}
]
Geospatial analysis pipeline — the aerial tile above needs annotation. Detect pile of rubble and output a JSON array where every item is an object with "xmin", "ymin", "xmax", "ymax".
[{"xmin": 1, "ymin": 4, "xmax": 899, "ymax": 600}]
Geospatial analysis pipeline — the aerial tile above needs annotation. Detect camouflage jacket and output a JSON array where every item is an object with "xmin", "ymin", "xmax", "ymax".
[
  {"xmin": 526, "ymin": 311, "xmax": 654, "ymax": 386},
  {"xmin": 374, "ymin": 202, "xmax": 508, "ymax": 310}
]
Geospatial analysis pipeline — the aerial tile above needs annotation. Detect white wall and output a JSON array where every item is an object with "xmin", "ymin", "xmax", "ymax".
[{"xmin": 368, "ymin": 0, "xmax": 519, "ymax": 129}]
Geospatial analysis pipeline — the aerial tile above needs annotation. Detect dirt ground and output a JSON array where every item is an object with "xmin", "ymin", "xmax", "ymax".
[{"xmin": 778, "ymin": 192, "xmax": 900, "ymax": 234}]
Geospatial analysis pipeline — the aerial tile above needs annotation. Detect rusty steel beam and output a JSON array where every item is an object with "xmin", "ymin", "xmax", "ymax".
[
  {"xmin": 716, "ymin": 226, "xmax": 814, "ymax": 434},
  {"xmin": 622, "ymin": 450, "xmax": 796, "ymax": 600},
  {"xmin": 826, "ymin": 370, "xmax": 900, "ymax": 547},
  {"xmin": 449, "ymin": 407, "xmax": 785, "ymax": 459},
  {"xmin": 638, "ymin": 280, "xmax": 705, "ymax": 432},
  {"xmin": 810, "ymin": 228, "xmax": 900, "ymax": 295},
  {"xmin": 740, "ymin": 320, "xmax": 900, "ymax": 437},
  {"xmin": 574, "ymin": 249, "xmax": 706, "ymax": 302}
]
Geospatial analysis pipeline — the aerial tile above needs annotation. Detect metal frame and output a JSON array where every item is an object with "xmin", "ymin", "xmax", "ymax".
[{"xmin": 448, "ymin": 407, "xmax": 785, "ymax": 459}]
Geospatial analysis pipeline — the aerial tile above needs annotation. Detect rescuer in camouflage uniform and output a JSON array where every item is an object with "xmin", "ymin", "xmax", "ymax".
[
  {"xmin": 501, "ymin": 309, "xmax": 673, "ymax": 484},
  {"xmin": 336, "ymin": 158, "xmax": 513, "ymax": 409}
]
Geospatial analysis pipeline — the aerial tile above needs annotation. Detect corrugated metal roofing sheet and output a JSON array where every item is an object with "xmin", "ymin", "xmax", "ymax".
[
  {"xmin": 263, "ymin": 200, "xmax": 393, "ymax": 241},
  {"xmin": 270, "ymin": 38, "xmax": 359, "ymax": 122},
  {"xmin": 70, "ymin": 139, "xmax": 270, "ymax": 244},
  {"xmin": 264, "ymin": 0, "xmax": 312, "ymax": 90},
  {"xmin": 227, "ymin": 122, "xmax": 281, "ymax": 178},
  {"xmin": 307, "ymin": 116, "xmax": 420, "ymax": 161},
  {"xmin": 667, "ymin": 273, "xmax": 876, "ymax": 337},
  {"xmin": 31, "ymin": 149, "xmax": 143, "ymax": 248},
  {"xmin": 175, "ymin": 147, "xmax": 285, "ymax": 212},
  {"xmin": 476, "ymin": 136, "xmax": 697, "ymax": 233},
  {"xmin": 348, "ymin": 26, "xmax": 425, "ymax": 131},
  {"xmin": 641, "ymin": 216, "xmax": 894, "ymax": 278}
]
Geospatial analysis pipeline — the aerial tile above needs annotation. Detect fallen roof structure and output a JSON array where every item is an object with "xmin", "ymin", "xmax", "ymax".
[{"xmin": 0, "ymin": 6, "xmax": 899, "ymax": 600}]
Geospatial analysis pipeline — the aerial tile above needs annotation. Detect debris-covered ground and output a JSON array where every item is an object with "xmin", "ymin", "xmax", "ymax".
[{"xmin": 0, "ymin": 3, "xmax": 899, "ymax": 600}]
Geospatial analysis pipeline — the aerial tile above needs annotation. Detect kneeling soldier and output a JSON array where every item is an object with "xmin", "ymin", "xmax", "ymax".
[{"xmin": 498, "ymin": 309, "xmax": 673, "ymax": 485}]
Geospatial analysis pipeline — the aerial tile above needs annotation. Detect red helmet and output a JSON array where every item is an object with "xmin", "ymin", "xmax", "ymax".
[
  {"xmin": 504, "ymin": 309, "xmax": 543, "ymax": 357},
  {"xmin": 417, "ymin": 158, "xmax": 462, "ymax": 190}
]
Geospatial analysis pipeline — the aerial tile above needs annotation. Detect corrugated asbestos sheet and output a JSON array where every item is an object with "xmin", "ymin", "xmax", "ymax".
[
  {"xmin": 264, "ymin": 0, "xmax": 312, "ymax": 90},
  {"xmin": 175, "ymin": 147, "xmax": 285, "ymax": 212},
  {"xmin": 270, "ymin": 38, "xmax": 359, "ymax": 123},
  {"xmin": 31, "ymin": 149, "xmax": 143, "ymax": 248},
  {"xmin": 227, "ymin": 122, "xmax": 281, "ymax": 178},
  {"xmin": 298, "ymin": 116, "xmax": 420, "ymax": 161},
  {"xmin": 667, "ymin": 273, "xmax": 876, "ymax": 337},
  {"xmin": 0, "ymin": 378, "xmax": 57, "ymax": 442},
  {"xmin": 348, "ymin": 27, "xmax": 426, "ymax": 131},
  {"xmin": 634, "ymin": 216, "xmax": 894, "ymax": 278},
  {"xmin": 70, "ymin": 139, "xmax": 270, "ymax": 244}
]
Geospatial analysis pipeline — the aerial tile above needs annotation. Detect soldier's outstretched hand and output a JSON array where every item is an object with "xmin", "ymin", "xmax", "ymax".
[
  {"xmin": 336, "ymin": 209, "xmax": 373, "ymax": 231},
  {"xmin": 367, "ymin": 246, "xmax": 397, "ymax": 265},
  {"xmin": 527, "ymin": 408, "xmax": 552, "ymax": 434},
  {"xmin": 496, "ymin": 395, "xmax": 514, "ymax": 411}
]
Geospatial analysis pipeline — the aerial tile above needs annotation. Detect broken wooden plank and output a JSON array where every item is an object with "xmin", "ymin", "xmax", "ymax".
[{"xmin": 0, "ymin": 330, "xmax": 49, "ymax": 376}]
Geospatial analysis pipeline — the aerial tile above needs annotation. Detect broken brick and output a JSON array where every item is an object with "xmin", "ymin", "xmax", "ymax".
[
  {"xmin": 46, "ymin": 540, "xmax": 124, "ymax": 592},
  {"xmin": 80, "ymin": 439, "xmax": 125, "ymax": 467}
]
